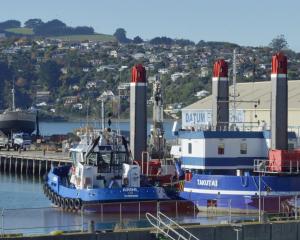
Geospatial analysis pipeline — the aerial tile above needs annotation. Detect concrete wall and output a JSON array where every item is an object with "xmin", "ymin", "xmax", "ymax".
[{"xmin": 4, "ymin": 221, "xmax": 300, "ymax": 240}]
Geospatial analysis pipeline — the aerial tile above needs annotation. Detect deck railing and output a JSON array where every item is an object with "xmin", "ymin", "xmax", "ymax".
[{"xmin": 254, "ymin": 159, "xmax": 300, "ymax": 174}]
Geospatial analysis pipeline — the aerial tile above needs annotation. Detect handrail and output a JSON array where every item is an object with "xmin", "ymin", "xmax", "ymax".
[
  {"xmin": 146, "ymin": 211, "xmax": 199, "ymax": 240},
  {"xmin": 254, "ymin": 159, "xmax": 300, "ymax": 174}
]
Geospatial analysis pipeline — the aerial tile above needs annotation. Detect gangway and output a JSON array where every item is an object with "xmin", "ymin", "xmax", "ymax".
[{"xmin": 146, "ymin": 211, "xmax": 200, "ymax": 240}]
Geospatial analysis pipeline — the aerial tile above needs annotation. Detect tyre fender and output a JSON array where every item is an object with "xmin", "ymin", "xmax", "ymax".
[{"xmin": 74, "ymin": 198, "xmax": 82, "ymax": 210}]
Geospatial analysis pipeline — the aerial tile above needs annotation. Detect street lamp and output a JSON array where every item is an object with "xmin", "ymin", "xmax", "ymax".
[{"xmin": 232, "ymin": 224, "xmax": 242, "ymax": 240}]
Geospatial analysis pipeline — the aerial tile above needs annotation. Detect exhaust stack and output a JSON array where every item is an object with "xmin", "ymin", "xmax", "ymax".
[
  {"xmin": 212, "ymin": 59, "xmax": 229, "ymax": 130},
  {"xmin": 271, "ymin": 52, "xmax": 288, "ymax": 150},
  {"xmin": 130, "ymin": 64, "xmax": 147, "ymax": 160}
]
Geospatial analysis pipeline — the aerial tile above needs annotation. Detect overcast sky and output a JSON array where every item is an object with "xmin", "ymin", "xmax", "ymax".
[{"xmin": 0, "ymin": 0, "xmax": 299, "ymax": 51}]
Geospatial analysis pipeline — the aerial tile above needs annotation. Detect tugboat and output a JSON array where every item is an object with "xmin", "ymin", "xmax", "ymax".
[
  {"xmin": 172, "ymin": 52, "xmax": 300, "ymax": 213},
  {"xmin": 43, "ymin": 129, "xmax": 176, "ymax": 210}
]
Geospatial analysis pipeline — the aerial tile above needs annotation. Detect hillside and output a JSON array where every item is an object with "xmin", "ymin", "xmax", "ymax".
[
  {"xmin": 0, "ymin": 19, "xmax": 114, "ymax": 42},
  {"xmin": 49, "ymin": 34, "xmax": 115, "ymax": 42},
  {"xmin": 5, "ymin": 27, "xmax": 34, "ymax": 35},
  {"xmin": 0, "ymin": 20, "xmax": 298, "ymax": 120}
]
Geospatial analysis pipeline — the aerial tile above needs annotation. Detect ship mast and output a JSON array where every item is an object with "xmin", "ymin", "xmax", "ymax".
[
  {"xmin": 149, "ymin": 74, "xmax": 165, "ymax": 159},
  {"xmin": 12, "ymin": 77, "xmax": 16, "ymax": 111},
  {"xmin": 232, "ymin": 48, "xmax": 237, "ymax": 124}
]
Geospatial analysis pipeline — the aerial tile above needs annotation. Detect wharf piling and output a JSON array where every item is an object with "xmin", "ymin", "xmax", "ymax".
[{"xmin": 0, "ymin": 151, "xmax": 71, "ymax": 176}]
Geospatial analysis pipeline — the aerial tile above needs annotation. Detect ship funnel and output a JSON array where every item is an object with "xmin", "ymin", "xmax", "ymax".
[
  {"xmin": 130, "ymin": 64, "xmax": 147, "ymax": 160},
  {"xmin": 271, "ymin": 52, "xmax": 288, "ymax": 150},
  {"xmin": 212, "ymin": 59, "xmax": 229, "ymax": 130}
]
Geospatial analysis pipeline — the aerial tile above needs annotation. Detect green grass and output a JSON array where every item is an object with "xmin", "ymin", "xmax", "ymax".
[
  {"xmin": 4, "ymin": 29, "xmax": 114, "ymax": 42},
  {"xmin": 5, "ymin": 27, "xmax": 34, "ymax": 35},
  {"xmin": 49, "ymin": 34, "xmax": 116, "ymax": 42}
]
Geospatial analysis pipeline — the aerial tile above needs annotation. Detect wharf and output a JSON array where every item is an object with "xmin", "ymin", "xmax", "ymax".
[{"xmin": 0, "ymin": 150, "xmax": 71, "ymax": 176}]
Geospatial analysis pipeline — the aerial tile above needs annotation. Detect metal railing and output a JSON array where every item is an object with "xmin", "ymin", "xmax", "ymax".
[
  {"xmin": 146, "ymin": 211, "xmax": 199, "ymax": 240},
  {"xmin": 2, "ymin": 196, "xmax": 300, "ymax": 237},
  {"xmin": 254, "ymin": 159, "xmax": 300, "ymax": 174}
]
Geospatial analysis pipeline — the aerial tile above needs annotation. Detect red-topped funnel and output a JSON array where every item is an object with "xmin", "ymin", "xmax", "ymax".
[
  {"xmin": 271, "ymin": 52, "xmax": 287, "ymax": 75},
  {"xmin": 131, "ymin": 64, "xmax": 146, "ymax": 83},
  {"xmin": 130, "ymin": 64, "xmax": 147, "ymax": 161},
  {"xmin": 212, "ymin": 59, "xmax": 229, "ymax": 130},
  {"xmin": 213, "ymin": 59, "xmax": 228, "ymax": 78}
]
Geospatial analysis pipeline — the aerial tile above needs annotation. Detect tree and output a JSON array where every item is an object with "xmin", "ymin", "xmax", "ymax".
[
  {"xmin": 39, "ymin": 60, "xmax": 61, "ymax": 90},
  {"xmin": 24, "ymin": 19, "xmax": 44, "ymax": 28},
  {"xmin": 0, "ymin": 20, "xmax": 21, "ymax": 30},
  {"xmin": 149, "ymin": 37, "xmax": 174, "ymax": 45},
  {"xmin": 269, "ymin": 34, "xmax": 288, "ymax": 52},
  {"xmin": 133, "ymin": 36, "xmax": 143, "ymax": 44},
  {"xmin": 0, "ymin": 62, "xmax": 12, "ymax": 108},
  {"xmin": 113, "ymin": 28, "xmax": 130, "ymax": 43}
]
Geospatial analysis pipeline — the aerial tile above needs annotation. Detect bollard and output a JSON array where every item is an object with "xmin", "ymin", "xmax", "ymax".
[{"xmin": 88, "ymin": 220, "xmax": 95, "ymax": 233}]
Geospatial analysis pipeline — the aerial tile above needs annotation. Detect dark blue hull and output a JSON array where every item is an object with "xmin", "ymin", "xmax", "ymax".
[
  {"xmin": 180, "ymin": 174, "xmax": 300, "ymax": 212},
  {"xmin": 44, "ymin": 166, "xmax": 177, "ymax": 211}
]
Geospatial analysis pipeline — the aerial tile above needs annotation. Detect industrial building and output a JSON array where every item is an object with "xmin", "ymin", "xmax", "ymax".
[{"xmin": 181, "ymin": 80, "xmax": 300, "ymax": 133}]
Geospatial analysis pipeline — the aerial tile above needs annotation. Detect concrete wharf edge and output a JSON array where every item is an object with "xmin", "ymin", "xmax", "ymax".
[{"xmin": 2, "ymin": 220, "xmax": 300, "ymax": 240}]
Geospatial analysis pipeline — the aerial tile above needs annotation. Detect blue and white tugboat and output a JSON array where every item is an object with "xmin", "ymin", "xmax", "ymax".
[
  {"xmin": 43, "ymin": 129, "xmax": 175, "ymax": 211},
  {"xmin": 173, "ymin": 53, "xmax": 300, "ymax": 213}
]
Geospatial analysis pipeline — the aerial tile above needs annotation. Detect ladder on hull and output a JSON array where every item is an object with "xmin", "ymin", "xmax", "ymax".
[{"xmin": 146, "ymin": 211, "xmax": 199, "ymax": 240}]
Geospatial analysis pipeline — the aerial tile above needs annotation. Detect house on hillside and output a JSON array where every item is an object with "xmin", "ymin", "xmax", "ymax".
[
  {"xmin": 64, "ymin": 96, "xmax": 80, "ymax": 106},
  {"xmin": 97, "ymin": 90, "xmax": 115, "ymax": 101},
  {"xmin": 86, "ymin": 81, "xmax": 97, "ymax": 89},
  {"xmin": 36, "ymin": 91, "xmax": 51, "ymax": 104}
]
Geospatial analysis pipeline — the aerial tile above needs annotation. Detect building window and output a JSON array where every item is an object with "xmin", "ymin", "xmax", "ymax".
[
  {"xmin": 188, "ymin": 143, "xmax": 192, "ymax": 154},
  {"xmin": 218, "ymin": 143, "xmax": 224, "ymax": 155},
  {"xmin": 240, "ymin": 142, "xmax": 247, "ymax": 154},
  {"xmin": 288, "ymin": 143, "xmax": 294, "ymax": 150}
]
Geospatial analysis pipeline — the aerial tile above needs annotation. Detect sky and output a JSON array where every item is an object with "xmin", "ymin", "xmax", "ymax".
[{"xmin": 0, "ymin": 0, "xmax": 300, "ymax": 51}]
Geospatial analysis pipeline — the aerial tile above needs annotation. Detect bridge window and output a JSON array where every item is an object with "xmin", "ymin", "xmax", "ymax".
[
  {"xmin": 188, "ymin": 143, "xmax": 192, "ymax": 154},
  {"xmin": 240, "ymin": 142, "xmax": 247, "ymax": 154},
  {"xmin": 288, "ymin": 143, "xmax": 294, "ymax": 150},
  {"xmin": 218, "ymin": 143, "xmax": 224, "ymax": 155}
]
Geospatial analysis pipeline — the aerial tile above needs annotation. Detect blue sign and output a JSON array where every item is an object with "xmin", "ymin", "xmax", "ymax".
[{"xmin": 182, "ymin": 110, "xmax": 244, "ymax": 128}]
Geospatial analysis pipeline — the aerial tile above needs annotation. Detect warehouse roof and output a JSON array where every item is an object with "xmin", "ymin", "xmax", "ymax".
[{"xmin": 184, "ymin": 80, "xmax": 300, "ymax": 111}]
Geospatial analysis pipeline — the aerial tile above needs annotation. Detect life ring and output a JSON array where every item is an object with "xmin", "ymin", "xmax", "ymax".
[{"xmin": 74, "ymin": 198, "xmax": 82, "ymax": 210}]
